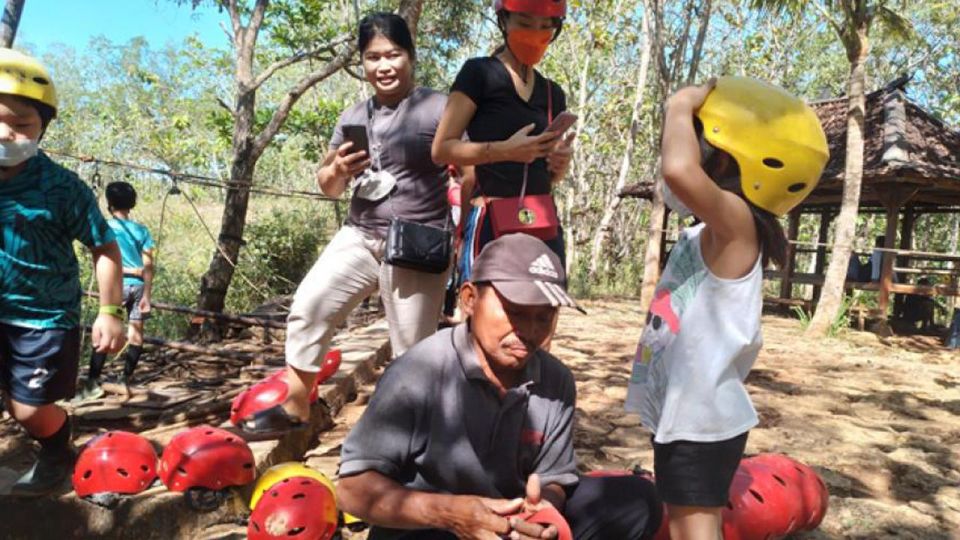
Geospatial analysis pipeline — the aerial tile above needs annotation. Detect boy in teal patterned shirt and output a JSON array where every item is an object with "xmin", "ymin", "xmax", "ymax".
[{"xmin": 0, "ymin": 49, "xmax": 126, "ymax": 496}]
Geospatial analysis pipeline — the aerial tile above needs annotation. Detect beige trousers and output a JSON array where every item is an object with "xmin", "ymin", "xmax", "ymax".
[{"xmin": 285, "ymin": 225, "xmax": 449, "ymax": 372}]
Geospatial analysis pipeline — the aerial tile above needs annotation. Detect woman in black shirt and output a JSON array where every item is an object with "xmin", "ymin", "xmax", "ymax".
[{"xmin": 432, "ymin": 0, "xmax": 575, "ymax": 281}]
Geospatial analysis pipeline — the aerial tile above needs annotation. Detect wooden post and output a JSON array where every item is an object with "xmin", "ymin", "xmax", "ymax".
[
  {"xmin": 658, "ymin": 209, "xmax": 671, "ymax": 271},
  {"xmin": 780, "ymin": 210, "xmax": 802, "ymax": 300},
  {"xmin": 813, "ymin": 211, "xmax": 833, "ymax": 301},
  {"xmin": 876, "ymin": 185, "xmax": 918, "ymax": 318},
  {"xmin": 898, "ymin": 205, "xmax": 915, "ymax": 270}
]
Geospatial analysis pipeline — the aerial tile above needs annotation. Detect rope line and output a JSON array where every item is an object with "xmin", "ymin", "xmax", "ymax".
[{"xmin": 48, "ymin": 149, "xmax": 337, "ymax": 202}]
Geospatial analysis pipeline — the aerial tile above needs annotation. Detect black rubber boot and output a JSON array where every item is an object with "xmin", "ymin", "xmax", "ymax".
[{"xmin": 10, "ymin": 419, "xmax": 76, "ymax": 498}]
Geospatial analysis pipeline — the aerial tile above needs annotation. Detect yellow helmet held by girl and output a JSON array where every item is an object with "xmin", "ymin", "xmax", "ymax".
[{"xmin": 697, "ymin": 76, "xmax": 829, "ymax": 216}]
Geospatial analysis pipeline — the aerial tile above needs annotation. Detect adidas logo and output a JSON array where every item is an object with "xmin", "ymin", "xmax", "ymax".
[{"xmin": 528, "ymin": 254, "xmax": 559, "ymax": 279}]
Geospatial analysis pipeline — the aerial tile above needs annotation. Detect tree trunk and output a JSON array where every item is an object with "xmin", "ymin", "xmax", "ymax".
[
  {"xmin": 193, "ymin": 0, "xmax": 421, "ymax": 328},
  {"xmin": 195, "ymin": 83, "xmax": 258, "ymax": 340},
  {"xmin": 806, "ymin": 32, "xmax": 868, "ymax": 335},
  {"xmin": 0, "ymin": 0, "xmax": 24, "ymax": 47},
  {"xmin": 398, "ymin": 0, "xmax": 423, "ymax": 39},
  {"xmin": 588, "ymin": 6, "xmax": 652, "ymax": 278}
]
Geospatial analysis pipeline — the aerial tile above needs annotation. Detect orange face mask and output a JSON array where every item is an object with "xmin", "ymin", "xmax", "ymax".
[{"xmin": 507, "ymin": 27, "xmax": 554, "ymax": 66}]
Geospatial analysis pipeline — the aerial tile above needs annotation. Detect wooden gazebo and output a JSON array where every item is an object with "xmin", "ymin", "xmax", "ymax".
[{"xmin": 621, "ymin": 77, "xmax": 960, "ymax": 321}]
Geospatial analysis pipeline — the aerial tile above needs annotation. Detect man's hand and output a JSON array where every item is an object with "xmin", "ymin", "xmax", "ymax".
[
  {"xmin": 443, "ymin": 495, "xmax": 523, "ymax": 540},
  {"xmin": 507, "ymin": 474, "xmax": 559, "ymax": 540},
  {"xmin": 91, "ymin": 313, "xmax": 125, "ymax": 353}
]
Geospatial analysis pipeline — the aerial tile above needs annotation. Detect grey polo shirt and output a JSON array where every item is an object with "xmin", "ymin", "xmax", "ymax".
[{"xmin": 339, "ymin": 322, "xmax": 578, "ymax": 508}]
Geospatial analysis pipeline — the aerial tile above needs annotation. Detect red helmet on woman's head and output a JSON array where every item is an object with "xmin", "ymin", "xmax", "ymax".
[
  {"xmin": 73, "ymin": 431, "xmax": 158, "ymax": 503},
  {"xmin": 494, "ymin": 0, "xmax": 566, "ymax": 18}
]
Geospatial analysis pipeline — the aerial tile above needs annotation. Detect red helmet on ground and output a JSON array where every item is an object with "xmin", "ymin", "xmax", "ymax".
[
  {"xmin": 248, "ymin": 476, "xmax": 338, "ymax": 540},
  {"xmin": 158, "ymin": 425, "xmax": 255, "ymax": 492},
  {"xmin": 746, "ymin": 454, "xmax": 829, "ymax": 530},
  {"xmin": 230, "ymin": 349, "xmax": 342, "ymax": 425},
  {"xmin": 493, "ymin": 0, "xmax": 566, "ymax": 18},
  {"xmin": 73, "ymin": 431, "xmax": 158, "ymax": 499},
  {"xmin": 723, "ymin": 461, "xmax": 804, "ymax": 539}
]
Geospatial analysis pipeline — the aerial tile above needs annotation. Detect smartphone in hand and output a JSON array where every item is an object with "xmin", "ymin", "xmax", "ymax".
[
  {"xmin": 546, "ymin": 111, "xmax": 578, "ymax": 136},
  {"xmin": 342, "ymin": 124, "xmax": 370, "ymax": 156}
]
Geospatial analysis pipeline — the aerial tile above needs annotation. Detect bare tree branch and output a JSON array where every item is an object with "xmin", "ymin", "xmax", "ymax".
[
  {"xmin": 251, "ymin": 34, "xmax": 352, "ymax": 90},
  {"xmin": 812, "ymin": 1, "xmax": 846, "ymax": 41},
  {"xmin": 227, "ymin": 0, "xmax": 241, "ymax": 40},
  {"xmin": 216, "ymin": 96, "xmax": 234, "ymax": 115},
  {"xmin": 251, "ymin": 42, "xmax": 358, "ymax": 159}
]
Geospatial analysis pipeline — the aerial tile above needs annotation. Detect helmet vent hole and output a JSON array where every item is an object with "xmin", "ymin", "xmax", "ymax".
[
  {"xmin": 140, "ymin": 465, "xmax": 150, "ymax": 473},
  {"xmin": 726, "ymin": 500, "xmax": 733, "ymax": 510},
  {"xmin": 177, "ymin": 467, "xmax": 188, "ymax": 476},
  {"xmin": 117, "ymin": 468, "xmax": 129, "ymax": 477},
  {"xmin": 794, "ymin": 466, "xmax": 807, "ymax": 476},
  {"xmin": 83, "ymin": 470, "xmax": 93, "ymax": 480},
  {"xmin": 225, "ymin": 436, "xmax": 234, "ymax": 443},
  {"xmin": 107, "ymin": 433, "xmax": 114, "ymax": 437},
  {"xmin": 763, "ymin": 158, "xmax": 784, "ymax": 169},
  {"xmin": 773, "ymin": 474, "xmax": 786, "ymax": 486},
  {"xmin": 787, "ymin": 182, "xmax": 807, "ymax": 193},
  {"xmin": 748, "ymin": 489, "xmax": 764, "ymax": 503},
  {"xmin": 243, "ymin": 463, "xmax": 254, "ymax": 469},
  {"xmin": 292, "ymin": 493, "xmax": 306, "ymax": 500},
  {"xmin": 271, "ymin": 491, "xmax": 279, "ymax": 498},
  {"xmin": 288, "ymin": 527, "xmax": 306, "ymax": 536},
  {"xmin": 252, "ymin": 522, "xmax": 260, "ymax": 532},
  {"xmin": 205, "ymin": 430, "xmax": 214, "ymax": 435},
  {"xmin": 33, "ymin": 76, "xmax": 49, "ymax": 85},
  {"xmin": 300, "ymin": 480, "xmax": 311, "ymax": 485}
]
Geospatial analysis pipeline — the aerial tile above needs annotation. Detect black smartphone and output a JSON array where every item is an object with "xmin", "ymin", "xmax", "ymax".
[{"xmin": 341, "ymin": 124, "xmax": 370, "ymax": 156}]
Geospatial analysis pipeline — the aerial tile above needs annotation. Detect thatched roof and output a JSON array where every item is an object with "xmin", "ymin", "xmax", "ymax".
[{"xmin": 620, "ymin": 77, "xmax": 960, "ymax": 209}]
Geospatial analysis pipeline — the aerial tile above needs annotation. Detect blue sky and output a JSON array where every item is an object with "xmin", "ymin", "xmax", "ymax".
[{"xmin": 17, "ymin": 0, "xmax": 229, "ymax": 53}]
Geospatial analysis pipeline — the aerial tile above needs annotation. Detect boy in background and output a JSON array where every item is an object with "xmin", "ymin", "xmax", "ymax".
[{"xmin": 77, "ymin": 181, "xmax": 155, "ymax": 398}]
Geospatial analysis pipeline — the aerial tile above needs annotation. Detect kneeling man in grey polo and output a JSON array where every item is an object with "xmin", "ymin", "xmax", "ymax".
[{"xmin": 338, "ymin": 234, "xmax": 662, "ymax": 540}]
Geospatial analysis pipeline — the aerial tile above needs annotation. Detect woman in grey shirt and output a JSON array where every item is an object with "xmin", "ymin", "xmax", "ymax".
[{"xmin": 243, "ymin": 12, "xmax": 450, "ymax": 435}]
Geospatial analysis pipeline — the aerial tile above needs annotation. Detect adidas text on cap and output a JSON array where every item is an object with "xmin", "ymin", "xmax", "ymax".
[{"xmin": 470, "ymin": 233, "xmax": 585, "ymax": 314}]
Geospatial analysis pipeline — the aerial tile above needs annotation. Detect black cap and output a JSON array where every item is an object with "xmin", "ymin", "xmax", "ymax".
[{"xmin": 471, "ymin": 233, "xmax": 585, "ymax": 314}]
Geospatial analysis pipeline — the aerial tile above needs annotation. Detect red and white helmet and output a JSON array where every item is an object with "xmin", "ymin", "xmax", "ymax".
[
  {"xmin": 158, "ymin": 425, "xmax": 255, "ymax": 492},
  {"xmin": 248, "ymin": 477, "xmax": 338, "ymax": 540},
  {"xmin": 493, "ymin": 0, "xmax": 566, "ymax": 18},
  {"xmin": 73, "ymin": 431, "xmax": 158, "ymax": 503}
]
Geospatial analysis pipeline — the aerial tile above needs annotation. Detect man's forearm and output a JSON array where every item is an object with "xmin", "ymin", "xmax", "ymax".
[{"xmin": 338, "ymin": 471, "xmax": 454, "ymax": 531}]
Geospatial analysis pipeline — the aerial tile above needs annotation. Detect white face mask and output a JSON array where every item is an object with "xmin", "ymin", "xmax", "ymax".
[
  {"xmin": 0, "ymin": 139, "xmax": 39, "ymax": 167},
  {"xmin": 661, "ymin": 182, "xmax": 692, "ymax": 219}
]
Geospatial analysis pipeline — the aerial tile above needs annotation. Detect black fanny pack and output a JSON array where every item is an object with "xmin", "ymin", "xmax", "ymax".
[{"xmin": 385, "ymin": 218, "xmax": 451, "ymax": 274}]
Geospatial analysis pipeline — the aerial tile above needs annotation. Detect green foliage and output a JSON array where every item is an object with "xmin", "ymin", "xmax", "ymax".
[
  {"xmin": 792, "ymin": 304, "xmax": 813, "ymax": 329},
  {"xmin": 235, "ymin": 206, "xmax": 333, "ymax": 300}
]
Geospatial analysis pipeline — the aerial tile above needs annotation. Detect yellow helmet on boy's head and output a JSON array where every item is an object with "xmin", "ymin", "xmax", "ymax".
[
  {"xmin": 696, "ymin": 76, "xmax": 828, "ymax": 216},
  {"xmin": 0, "ymin": 48, "xmax": 57, "ymax": 115}
]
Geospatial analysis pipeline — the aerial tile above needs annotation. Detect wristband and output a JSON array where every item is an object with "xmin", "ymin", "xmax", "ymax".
[{"xmin": 99, "ymin": 304, "xmax": 125, "ymax": 320}]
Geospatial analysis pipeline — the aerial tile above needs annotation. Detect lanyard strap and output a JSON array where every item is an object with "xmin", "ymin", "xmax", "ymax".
[{"xmin": 516, "ymin": 79, "xmax": 552, "ymax": 206}]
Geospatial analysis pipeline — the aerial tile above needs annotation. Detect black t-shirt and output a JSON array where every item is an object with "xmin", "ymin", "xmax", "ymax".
[{"xmin": 450, "ymin": 57, "xmax": 567, "ymax": 198}]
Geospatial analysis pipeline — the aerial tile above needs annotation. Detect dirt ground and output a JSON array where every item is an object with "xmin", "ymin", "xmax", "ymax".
[
  {"xmin": 558, "ymin": 299, "xmax": 960, "ymax": 539},
  {"xmin": 2, "ymin": 299, "xmax": 958, "ymax": 539},
  {"xmin": 313, "ymin": 298, "xmax": 960, "ymax": 540}
]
